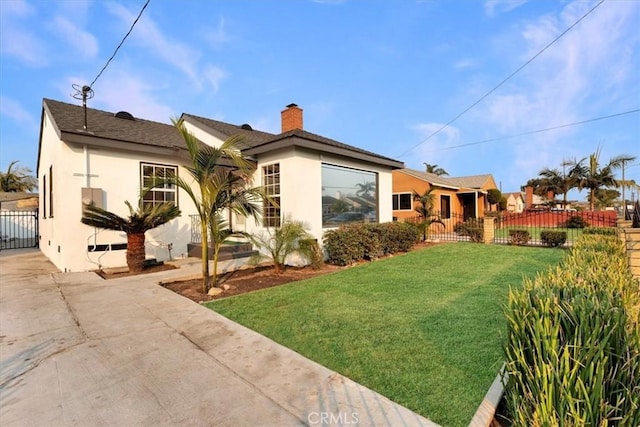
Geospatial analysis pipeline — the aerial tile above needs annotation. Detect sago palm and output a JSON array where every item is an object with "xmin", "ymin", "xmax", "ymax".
[{"xmin": 81, "ymin": 200, "xmax": 180, "ymax": 273}]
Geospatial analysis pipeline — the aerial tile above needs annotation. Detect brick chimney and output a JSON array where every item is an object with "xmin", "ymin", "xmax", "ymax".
[
  {"xmin": 281, "ymin": 103, "xmax": 303, "ymax": 133},
  {"xmin": 525, "ymin": 186, "xmax": 534, "ymax": 208},
  {"xmin": 547, "ymin": 190, "xmax": 554, "ymax": 201}
]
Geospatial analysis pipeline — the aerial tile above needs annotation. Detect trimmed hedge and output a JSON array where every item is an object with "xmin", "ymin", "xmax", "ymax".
[
  {"xmin": 583, "ymin": 226, "xmax": 617, "ymax": 236},
  {"xmin": 540, "ymin": 230, "xmax": 567, "ymax": 247},
  {"xmin": 508, "ymin": 229, "xmax": 530, "ymax": 245},
  {"xmin": 323, "ymin": 222, "xmax": 419, "ymax": 266},
  {"xmin": 504, "ymin": 234, "xmax": 640, "ymax": 426},
  {"xmin": 454, "ymin": 219, "xmax": 484, "ymax": 243},
  {"xmin": 561, "ymin": 215, "xmax": 589, "ymax": 228}
]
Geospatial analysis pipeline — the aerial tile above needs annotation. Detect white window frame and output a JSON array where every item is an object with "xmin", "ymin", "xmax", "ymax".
[{"xmin": 141, "ymin": 162, "xmax": 178, "ymax": 207}]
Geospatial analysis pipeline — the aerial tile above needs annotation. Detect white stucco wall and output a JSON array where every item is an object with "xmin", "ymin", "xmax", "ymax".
[
  {"xmin": 38, "ymin": 110, "xmax": 199, "ymax": 272},
  {"xmin": 244, "ymin": 146, "xmax": 395, "ymax": 248}
]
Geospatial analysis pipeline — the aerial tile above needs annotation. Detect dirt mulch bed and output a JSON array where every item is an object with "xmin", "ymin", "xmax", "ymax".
[
  {"xmin": 161, "ymin": 241, "xmax": 440, "ymax": 303},
  {"xmin": 161, "ymin": 263, "xmax": 345, "ymax": 303}
]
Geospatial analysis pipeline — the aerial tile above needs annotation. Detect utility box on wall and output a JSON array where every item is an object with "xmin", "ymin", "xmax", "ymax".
[{"xmin": 81, "ymin": 188, "xmax": 104, "ymax": 211}]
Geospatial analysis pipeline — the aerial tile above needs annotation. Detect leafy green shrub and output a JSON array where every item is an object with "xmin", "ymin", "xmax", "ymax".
[
  {"xmin": 503, "ymin": 234, "xmax": 640, "ymax": 426},
  {"xmin": 454, "ymin": 218, "xmax": 484, "ymax": 243},
  {"xmin": 250, "ymin": 218, "xmax": 317, "ymax": 273},
  {"xmin": 583, "ymin": 226, "xmax": 617, "ymax": 236},
  {"xmin": 323, "ymin": 222, "xmax": 419, "ymax": 266},
  {"xmin": 299, "ymin": 239, "xmax": 324, "ymax": 270},
  {"xmin": 508, "ymin": 229, "xmax": 530, "ymax": 245},
  {"xmin": 540, "ymin": 230, "xmax": 567, "ymax": 247},
  {"xmin": 561, "ymin": 215, "xmax": 589, "ymax": 228}
]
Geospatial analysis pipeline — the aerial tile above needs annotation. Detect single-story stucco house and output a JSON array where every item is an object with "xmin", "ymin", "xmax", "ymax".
[
  {"xmin": 37, "ymin": 99, "xmax": 404, "ymax": 272},
  {"xmin": 391, "ymin": 168, "xmax": 498, "ymax": 222}
]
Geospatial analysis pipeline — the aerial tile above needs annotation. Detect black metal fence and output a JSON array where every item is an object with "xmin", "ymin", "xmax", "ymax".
[
  {"xmin": 403, "ymin": 211, "xmax": 480, "ymax": 242},
  {"xmin": 0, "ymin": 210, "xmax": 39, "ymax": 250},
  {"xmin": 401, "ymin": 209, "xmax": 618, "ymax": 247}
]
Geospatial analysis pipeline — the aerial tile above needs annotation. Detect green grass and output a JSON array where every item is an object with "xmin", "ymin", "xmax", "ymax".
[
  {"xmin": 494, "ymin": 226, "xmax": 583, "ymax": 242},
  {"xmin": 206, "ymin": 243, "xmax": 563, "ymax": 427}
]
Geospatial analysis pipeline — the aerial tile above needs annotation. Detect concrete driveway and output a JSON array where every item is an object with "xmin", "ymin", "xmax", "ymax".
[{"xmin": 0, "ymin": 249, "xmax": 438, "ymax": 426}]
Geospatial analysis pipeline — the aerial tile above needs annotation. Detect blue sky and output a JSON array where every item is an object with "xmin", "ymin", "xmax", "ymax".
[{"xmin": 1, "ymin": 0, "xmax": 638, "ymax": 200}]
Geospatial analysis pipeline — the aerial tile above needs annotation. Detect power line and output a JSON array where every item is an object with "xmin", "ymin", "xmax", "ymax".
[
  {"xmin": 422, "ymin": 108, "xmax": 639, "ymax": 152},
  {"xmin": 397, "ymin": 0, "xmax": 606, "ymax": 158},
  {"xmin": 89, "ymin": 0, "xmax": 151, "ymax": 89}
]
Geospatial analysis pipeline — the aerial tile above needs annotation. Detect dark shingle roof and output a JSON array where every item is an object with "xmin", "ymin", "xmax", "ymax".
[
  {"xmin": 43, "ymin": 98, "xmax": 403, "ymax": 168},
  {"xmin": 43, "ymin": 98, "xmax": 185, "ymax": 149},
  {"xmin": 254, "ymin": 129, "xmax": 403, "ymax": 166},
  {"xmin": 181, "ymin": 113, "xmax": 275, "ymax": 148}
]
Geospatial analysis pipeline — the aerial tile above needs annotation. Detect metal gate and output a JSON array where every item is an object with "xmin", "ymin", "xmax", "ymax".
[{"xmin": 0, "ymin": 210, "xmax": 39, "ymax": 250}]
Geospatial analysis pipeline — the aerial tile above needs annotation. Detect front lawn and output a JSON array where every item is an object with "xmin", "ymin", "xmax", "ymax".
[{"xmin": 206, "ymin": 243, "xmax": 563, "ymax": 426}]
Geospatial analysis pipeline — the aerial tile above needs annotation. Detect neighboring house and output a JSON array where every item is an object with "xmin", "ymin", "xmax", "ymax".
[
  {"xmin": 504, "ymin": 192, "xmax": 525, "ymax": 213},
  {"xmin": 0, "ymin": 192, "xmax": 39, "ymax": 211},
  {"xmin": 37, "ymin": 99, "xmax": 403, "ymax": 272},
  {"xmin": 392, "ymin": 168, "xmax": 497, "ymax": 221}
]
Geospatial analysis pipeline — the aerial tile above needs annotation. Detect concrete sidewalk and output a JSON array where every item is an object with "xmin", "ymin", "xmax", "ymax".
[{"xmin": 0, "ymin": 249, "xmax": 438, "ymax": 426}]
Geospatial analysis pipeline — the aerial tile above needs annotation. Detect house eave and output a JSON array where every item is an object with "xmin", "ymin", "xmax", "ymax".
[
  {"xmin": 61, "ymin": 130, "xmax": 188, "ymax": 158},
  {"xmin": 243, "ymin": 137, "xmax": 404, "ymax": 169}
]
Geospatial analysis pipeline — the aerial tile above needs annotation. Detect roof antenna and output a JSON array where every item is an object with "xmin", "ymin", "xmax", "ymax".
[{"xmin": 72, "ymin": 84, "xmax": 94, "ymax": 131}]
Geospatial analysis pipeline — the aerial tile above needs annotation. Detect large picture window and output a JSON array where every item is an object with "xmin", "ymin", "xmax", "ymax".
[
  {"xmin": 322, "ymin": 163, "xmax": 377, "ymax": 228},
  {"xmin": 262, "ymin": 163, "xmax": 280, "ymax": 227},
  {"xmin": 392, "ymin": 193, "xmax": 412, "ymax": 211},
  {"xmin": 141, "ymin": 163, "xmax": 177, "ymax": 207}
]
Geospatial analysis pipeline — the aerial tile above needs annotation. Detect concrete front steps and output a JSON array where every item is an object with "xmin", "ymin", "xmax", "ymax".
[{"xmin": 187, "ymin": 242, "xmax": 258, "ymax": 262}]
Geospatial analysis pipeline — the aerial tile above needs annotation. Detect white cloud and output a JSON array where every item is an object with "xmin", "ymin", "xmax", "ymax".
[
  {"xmin": 454, "ymin": 58, "xmax": 477, "ymax": 70},
  {"xmin": 408, "ymin": 122, "xmax": 460, "ymax": 171},
  {"xmin": 49, "ymin": 16, "xmax": 99, "ymax": 59},
  {"xmin": 205, "ymin": 17, "xmax": 230, "ymax": 48},
  {"xmin": 0, "ymin": 95, "xmax": 38, "ymax": 128},
  {"xmin": 202, "ymin": 65, "xmax": 228, "ymax": 93},
  {"xmin": 106, "ymin": 3, "xmax": 203, "ymax": 88},
  {"xmin": 0, "ymin": 0, "xmax": 48, "ymax": 66},
  {"xmin": 63, "ymin": 71, "xmax": 175, "ymax": 124},
  {"xmin": 484, "ymin": 0, "xmax": 528, "ymax": 17}
]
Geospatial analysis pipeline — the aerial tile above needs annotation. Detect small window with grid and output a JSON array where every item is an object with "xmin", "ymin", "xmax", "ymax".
[{"xmin": 262, "ymin": 163, "xmax": 280, "ymax": 227}]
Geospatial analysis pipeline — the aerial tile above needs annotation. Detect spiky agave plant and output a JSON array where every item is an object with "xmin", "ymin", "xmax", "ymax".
[{"xmin": 81, "ymin": 200, "xmax": 181, "ymax": 273}]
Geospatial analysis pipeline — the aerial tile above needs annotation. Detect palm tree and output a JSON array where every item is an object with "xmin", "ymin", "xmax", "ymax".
[
  {"xmin": 413, "ymin": 187, "xmax": 444, "ymax": 241},
  {"xmin": 0, "ymin": 161, "xmax": 37, "ymax": 192},
  {"xmin": 81, "ymin": 200, "xmax": 180, "ymax": 273},
  {"xmin": 355, "ymin": 181, "xmax": 375, "ymax": 198},
  {"xmin": 158, "ymin": 118, "xmax": 263, "ymax": 293},
  {"xmin": 207, "ymin": 168, "xmax": 264, "ymax": 286},
  {"xmin": 569, "ymin": 149, "xmax": 636, "ymax": 211},
  {"xmin": 538, "ymin": 166, "xmax": 577, "ymax": 208},
  {"xmin": 424, "ymin": 163, "xmax": 449, "ymax": 176}
]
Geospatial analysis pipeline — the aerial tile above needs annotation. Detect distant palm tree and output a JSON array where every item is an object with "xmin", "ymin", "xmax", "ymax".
[
  {"xmin": 538, "ymin": 165, "xmax": 577, "ymax": 208},
  {"xmin": 355, "ymin": 181, "xmax": 375, "ymax": 198},
  {"xmin": 81, "ymin": 200, "xmax": 180, "ymax": 273},
  {"xmin": 413, "ymin": 188, "xmax": 444, "ymax": 241},
  {"xmin": 569, "ymin": 149, "xmax": 636, "ymax": 211},
  {"xmin": 424, "ymin": 163, "xmax": 449, "ymax": 176},
  {"xmin": 0, "ymin": 161, "xmax": 37, "ymax": 192}
]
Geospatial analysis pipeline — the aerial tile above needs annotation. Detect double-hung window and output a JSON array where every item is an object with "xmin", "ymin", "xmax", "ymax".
[
  {"xmin": 262, "ymin": 163, "xmax": 280, "ymax": 227},
  {"xmin": 141, "ymin": 163, "xmax": 177, "ymax": 207}
]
